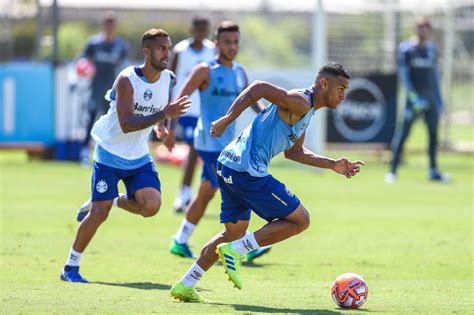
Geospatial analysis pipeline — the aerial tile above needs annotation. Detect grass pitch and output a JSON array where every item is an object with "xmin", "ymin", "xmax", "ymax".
[{"xmin": 1, "ymin": 146, "xmax": 472, "ymax": 314}]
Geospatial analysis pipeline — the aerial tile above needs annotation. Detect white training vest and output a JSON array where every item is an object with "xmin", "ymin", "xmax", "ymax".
[
  {"xmin": 91, "ymin": 66, "xmax": 172, "ymax": 160},
  {"xmin": 172, "ymin": 38, "xmax": 215, "ymax": 117}
]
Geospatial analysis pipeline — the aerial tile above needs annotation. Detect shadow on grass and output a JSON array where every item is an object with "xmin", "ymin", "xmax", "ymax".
[
  {"xmin": 93, "ymin": 282, "xmax": 171, "ymax": 291},
  {"xmin": 93, "ymin": 281, "xmax": 212, "ymax": 292},
  {"xmin": 211, "ymin": 302, "xmax": 351, "ymax": 314}
]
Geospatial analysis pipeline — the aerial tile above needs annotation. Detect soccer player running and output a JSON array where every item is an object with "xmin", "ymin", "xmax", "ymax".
[
  {"xmin": 168, "ymin": 21, "xmax": 271, "ymax": 262},
  {"xmin": 60, "ymin": 29, "xmax": 191, "ymax": 283},
  {"xmin": 167, "ymin": 17, "xmax": 216, "ymax": 213},
  {"xmin": 170, "ymin": 62, "xmax": 364, "ymax": 302}
]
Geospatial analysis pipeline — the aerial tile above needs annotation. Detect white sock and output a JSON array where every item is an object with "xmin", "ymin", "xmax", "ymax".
[
  {"xmin": 65, "ymin": 247, "xmax": 82, "ymax": 267},
  {"xmin": 180, "ymin": 262, "xmax": 206, "ymax": 288},
  {"xmin": 113, "ymin": 193, "xmax": 125, "ymax": 208},
  {"xmin": 230, "ymin": 232, "xmax": 261, "ymax": 255},
  {"xmin": 174, "ymin": 219, "xmax": 196, "ymax": 244},
  {"xmin": 180, "ymin": 185, "xmax": 193, "ymax": 203}
]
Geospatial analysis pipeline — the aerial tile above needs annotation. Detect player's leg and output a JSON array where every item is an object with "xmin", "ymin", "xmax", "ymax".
[
  {"xmin": 170, "ymin": 180, "xmax": 217, "ymax": 257},
  {"xmin": 170, "ymin": 220, "xmax": 249, "ymax": 302},
  {"xmin": 119, "ymin": 162, "xmax": 162, "ymax": 217},
  {"xmin": 386, "ymin": 102, "xmax": 416, "ymax": 183},
  {"xmin": 62, "ymin": 199, "xmax": 114, "ymax": 283},
  {"xmin": 424, "ymin": 105, "xmax": 448, "ymax": 181},
  {"xmin": 174, "ymin": 117, "xmax": 198, "ymax": 212},
  {"xmin": 170, "ymin": 151, "xmax": 219, "ymax": 258},
  {"xmin": 62, "ymin": 162, "xmax": 120, "ymax": 283},
  {"xmin": 254, "ymin": 204, "xmax": 310, "ymax": 245},
  {"xmin": 76, "ymin": 162, "xmax": 161, "ymax": 220}
]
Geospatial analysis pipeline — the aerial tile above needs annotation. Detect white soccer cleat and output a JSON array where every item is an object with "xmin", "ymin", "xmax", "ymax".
[
  {"xmin": 76, "ymin": 198, "xmax": 92, "ymax": 222},
  {"xmin": 384, "ymin": 172, "xmax": 396, "ymax": 184}
]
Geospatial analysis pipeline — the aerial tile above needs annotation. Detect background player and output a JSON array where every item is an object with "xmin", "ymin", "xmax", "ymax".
[
  {"xmin": 168, "ymin": 17, "xmax": 216, "ymax": 213},
  {"xmin": 60, "ymin": 29, "xmax": 191, "ymax": 283},
  {"xmin": 78, "ymin": 12, "xmax": 129, "ymax": 166},
  {"xmin": 385, "ymin": 17, "xmax": 447, "ymax": 183},
  {"xmin": 170, "ymin": 62, "xmax": 364, "ymax": 302},
  {"xmin": 168, "ymin": 21, "xmax": 270, "ymax": 262}
]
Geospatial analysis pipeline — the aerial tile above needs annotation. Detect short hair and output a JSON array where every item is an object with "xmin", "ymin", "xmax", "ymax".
[
  {"xmin": 317, "ymin": 62, "xmax": 351, "ymax": 80},
  {"xmin": 103, "ymin": 11, "xmax": 117, "ymax": 23},
  {"xmin": 141, "ymin": 28, "xmax": 169, "ymax": 48},
  {"xmin": 192, "ymin": 16, "xmax": 210, "ymax": 27},
  {"xmin": 215, "ymin": 21, "xmax": 239, "ymax": 38},
  {"xmin": 416, "ymin": 16, "xmax": 432, "ymax": 29}
]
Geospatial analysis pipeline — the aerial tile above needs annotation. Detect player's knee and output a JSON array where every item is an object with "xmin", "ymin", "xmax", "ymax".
[
  {"xmin": 295, "ymin": 208, "xmax": 311, "ymax": 234},
  {"xmin": 141, "ymin": 200, "xmax": 161, "ymax": 217},
  {"xmin": 223, "ymin": 228, "xmax": 246, "ymax": 242},
  {"xmin": 89, "ymin": 206, "xmax": 111, "ymax": 223}
]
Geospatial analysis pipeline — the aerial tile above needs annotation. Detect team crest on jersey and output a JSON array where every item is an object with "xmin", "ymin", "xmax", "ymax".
[
  {"xmin": 96, "ymin": 180, "xmax": 108, "ymax": 193},
  {"xmin": 143, "ymin": 89, "xmax": 153, "ymax": 101},
  {"xmin": 217, "ymin": 76, "xmax": 224, "ymax": 84},
  {"xmin": 284, "ymin": 186, "xmax": 294, "ymax": 197}
]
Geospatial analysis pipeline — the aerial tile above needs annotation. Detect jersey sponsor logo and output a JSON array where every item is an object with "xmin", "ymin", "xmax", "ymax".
[
  {"xmin": 143, "ymin": 89, "xmax": 153, "ymax": 101},
  {"xmin": 217, "ymin": 169, "xmax": 233, "ymax": 184},
  {"xmin": 211, "ymin": 88, "xmax": 240, "ymax": 98},
  {"xmin": 133, "ymin": 102, "xmax": 161, "ymax": 116},
  {"xmin": 221, "ymin": 149, "xmax": 240, "ymax": 163},
  {"xmin": 96, "ymin": 179, "xmax": 108, "ymax": 193}
]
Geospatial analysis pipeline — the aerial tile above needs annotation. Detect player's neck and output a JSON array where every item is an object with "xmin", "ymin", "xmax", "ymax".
[
  {"xmin": 217, "ymin": 56, "xmax": 233, "ymax": 68},
  {"xmin": 141, "ymin": 65, "xmax": 162, "ymax": 83},
  {"xmin": 312, "ymin": 86, "xmax": 326, "ymax": 110},
  {"xmin": 190, "ymin": 39, "xmax": 204, "ymax": 51}
]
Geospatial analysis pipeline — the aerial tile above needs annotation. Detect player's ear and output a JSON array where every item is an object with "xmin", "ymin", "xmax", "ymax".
[
  {"xmin": 142, "ymin": 47, "xmax": 150, "ymax": 57},
  {"xmin": 319, "ymin": 77, "xmax": 329, "ymax": 90}
]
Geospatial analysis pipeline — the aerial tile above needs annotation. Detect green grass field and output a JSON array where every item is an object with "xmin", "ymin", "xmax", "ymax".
[{"xmin": 1, "ymin": 144, "xmax": 473, "ymax": 314}]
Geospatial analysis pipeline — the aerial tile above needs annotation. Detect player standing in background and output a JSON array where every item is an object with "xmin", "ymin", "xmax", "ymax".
[
  {"xmin": 168, "ymin": 21, "xmax": 271, "ymax": 262},
  {"xmin": 60, "ymin": 29, "xmax": 191, "ymax": 283},
  {"xmin": 170, "ymin": 62, "xmax": 364, "ymax": 302},
  {"xmin": 385, "ymin": 17, "xmax": 447, "ymax": 183},
  {"xmin": 79, "ymin": 12, "xmax": 129, "ymax": 167},
  {"xmin": 168, "ymin": 17, "xmax": 216, "ymax": 213}
]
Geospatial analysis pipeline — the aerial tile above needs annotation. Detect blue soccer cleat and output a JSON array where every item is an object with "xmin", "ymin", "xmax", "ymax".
[
  {"xmin": 60, "ymin": 266, "xmax": 88, "ymax": 283},
  {"xmin": 76, "ymin": 199, "xmax": 92, "ymax": 222}
]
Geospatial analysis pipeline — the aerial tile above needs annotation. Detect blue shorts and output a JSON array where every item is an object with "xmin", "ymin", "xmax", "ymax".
[
  {"xmin": 177, "ymin": 116, "xmax": 198, "ymax": 145},
  {"xmin": 196, "ymin": 150, "xmax": 221, "ymax": 188},
  {"xmin": 217, "ymin": 162, "xmax": 301, "ymax": 224},
  {"xmin": 91, "ymin": 161, "xmax": 161, "ymax": 202}
]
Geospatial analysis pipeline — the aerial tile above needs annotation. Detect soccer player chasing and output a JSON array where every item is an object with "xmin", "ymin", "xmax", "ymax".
[
  {"xmin": 170, "ymin": 62, "xmax": 364, "ymax": 302},
  {"xmin": 60, "ymin": 29, "xmax": 191, "ymax": 283},
  {"xmin": 168, "ymin": 21, "xmax": 270, "ymax": 262}
]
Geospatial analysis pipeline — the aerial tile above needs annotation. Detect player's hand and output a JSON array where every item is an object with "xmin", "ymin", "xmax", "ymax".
[
  {"xmin": 164, "ymin": 95, "xmax": 191, "ymax": 119},
  {"xmin": 153, "ymin": 122, "xmax": 169, "ymax": 140},
  {"xmin": 210, "ymin": 116, "xmax": 230, "ymax": 137},
  {"xmin": 332, "ymin": 157, "xmax": 365, "ymax": 179},
  {"xmin": 163, "ymin": 129, "xmax": 176, "ymax": 152}
]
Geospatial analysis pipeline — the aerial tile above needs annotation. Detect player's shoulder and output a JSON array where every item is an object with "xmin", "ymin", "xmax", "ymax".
[
  {"xmin": 399, "ymin": 38, "xmax": 416, "ymax": 52},
  {"xmin": 202, "ymin": 39, "xmax": 216, "ymax": 49},
  {"xmin": 87, "ymin": 33, "xmax": 105, "ymax": 45},
  {"xmin": 173, "ymin": 38, "xmax": 191, "ymax": 53}
]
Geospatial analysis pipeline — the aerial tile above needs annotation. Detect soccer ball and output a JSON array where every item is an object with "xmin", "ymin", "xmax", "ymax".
[
  {"xmin": 75, "ymin": 58, "xmax": 96, "ymax": 79},
  {"xmin": 331, "ymin": 273, "xmax": 368, "ymax": 309}
]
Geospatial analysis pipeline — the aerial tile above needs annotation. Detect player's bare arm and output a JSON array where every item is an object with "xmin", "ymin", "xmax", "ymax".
[
  {"xmin": 116, "ymin": 75, "xmax": 191, "ymax": 133},
  {"xmin": 242, "ymin": 70, "xmax": 266, "ymax": 114},
  {"xmin": 284, "ymin": 133, "xmax": 364, "ymax": 178},
  {"xmin": 210, "ymin": 80, "xmax": 310, "ymax": 137}
]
